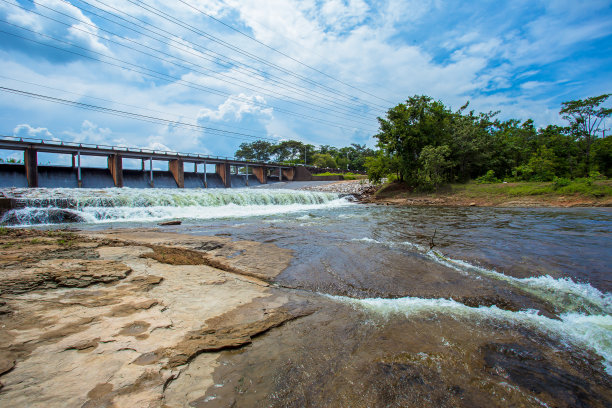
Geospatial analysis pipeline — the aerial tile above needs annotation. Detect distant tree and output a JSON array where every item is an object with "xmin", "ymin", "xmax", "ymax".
[
  {"xmin": 312, "ymin": 153, "xmax": 337, "ymax": 169},
  {"xmin": 591, "ymin": 136, "xmax": 612, "ymax": 177},
  {"xmin": 560, "ymin": 94, "xmax": 612, "ymax": 175},
  {"xmin": 271, "ymin": 140, "xmax": 304, "ymax": 162},
  {"xmin": 301, "ymin": 144, "xmax": 316, "ymax": 165},
  {"xmin": 235, "ymin": 140, "xmax": 272, "ymax": 161}
]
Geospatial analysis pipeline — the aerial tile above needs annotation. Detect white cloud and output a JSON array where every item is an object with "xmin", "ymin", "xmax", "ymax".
[
  {"xmin": 13, "ymin": 124, "xmax": 53, "ymax": 139},
  {"xmin": 2, "ymin": 0, "xmax": 111, "ymax": 55},
  {"xmin": 198, "ymin": 94, "xmax": 273, "ymax": 121},
  {"xmin": 64, "ymin": 120, "xmax": 112, "ymax": 145}
]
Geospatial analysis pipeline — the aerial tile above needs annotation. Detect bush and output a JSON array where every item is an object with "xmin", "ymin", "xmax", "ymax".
[
  {"xmin": 589, "ymin": 171, "xmax": 606, "ymax": 180},
  {"xmin": 476, "ymin": 170, "xmax": 500, "ymax": 184},
  {"xmin": 552, "ymin": 177, "xmax": 571, "ymax": 189}
]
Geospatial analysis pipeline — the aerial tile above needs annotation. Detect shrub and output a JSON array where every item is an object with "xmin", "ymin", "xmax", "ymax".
[
  {"xmin": 552, "ymin": 177, "xmax": 571, "ymax": 189},
  {"xmin": 476, "ymin": 170, "xmax": 500, "ymax": 184}
]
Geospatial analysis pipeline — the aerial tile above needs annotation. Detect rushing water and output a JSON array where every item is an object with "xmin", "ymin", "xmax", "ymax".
[{"xmin": 2, "ymin": 187, "xmax": 611, "ymax": 406}]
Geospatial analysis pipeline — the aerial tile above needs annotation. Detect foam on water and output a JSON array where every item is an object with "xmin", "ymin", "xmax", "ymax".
[
  {"xmin": 352, "ymin": 236, "xmax": 611, "ymax": 315},
  {"xmin": 1, "ymin": 187, "xmax": 352, "ymax": 226},
  {"xmin": 428, "ymin": 250, "xmax": 612, "ymax": 315},
  {"xmin": 328, "ymin": 293, "xmax": 612, "ymax": 374}
]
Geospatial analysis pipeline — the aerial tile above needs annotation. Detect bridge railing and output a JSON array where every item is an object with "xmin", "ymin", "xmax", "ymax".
[{"xmin": 0, "ymin": 135, "xmax": 293, "ymax": 167}]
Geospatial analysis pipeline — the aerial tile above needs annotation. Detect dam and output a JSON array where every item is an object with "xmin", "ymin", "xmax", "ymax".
[{"xmin": 0, "ymin": 136, "xmax": 311, "ymax": 189}]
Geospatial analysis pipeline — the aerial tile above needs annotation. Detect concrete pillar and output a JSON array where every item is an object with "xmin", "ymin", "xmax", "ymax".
[
  {"xmin": 107, "ymin": 154, "xmax": 123, "ymax": 187},
  {"xmin": 282, "ymin": 167, "xmax": 295, "ymax": 181},
  {"xmin": 278, "ymin": 166, "xmax": 282, "ymax": 181},
  {"xmin": 24, "ymin": 148, "xmax": 38, "ymax": 188},
  {"xmin": 194, "ymin": 162, "xmax": 197, "ymax": 173},
  {"xmin": 252, "ymin": 166, "xmax": 267, "ymax": 184},
  {"xmin": 149, "ymin": 157, "xmax": 154, "ymax": 187},
  {"xmin": 77, "ymin": 151, "xmax": 82, "ymax": 188},
  {"xmin": 141, "ymin": 159, "xmax": 145, "ymax": 171},
  {"xmin": 245, "ymin": 164, "xmax": 249, "ymax": 186},
  {"xmin": 169, "ymin": 159, "xmax": 184, "ymax": 188},
  {"xmin": 216, "ymin": 162, "xmax": 231, "ymax": 188},
  {"xmin": 203, "ymin": 161, "xmax": 207, "ymax": 188},
  {"xmin": 72, "ymin": 154, "xmax": 76, "ymax": 168}
]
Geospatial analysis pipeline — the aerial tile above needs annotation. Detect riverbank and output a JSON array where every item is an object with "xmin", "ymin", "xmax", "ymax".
[
  {"xmin": 305, "ymin": 179, "xmax": 612, "ymax": 207},
  {"xmin": 371, "ymin": 180, "xmax": 612, "ymax": 207},
  {"xmin": 0, "ymin": 228, "xmax": 312, "ymax": 407}
]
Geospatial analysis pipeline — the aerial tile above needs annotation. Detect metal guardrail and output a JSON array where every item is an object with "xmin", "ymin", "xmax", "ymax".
[{"xmin": 0, "ymin": 135, "xmax": 295, "ymax": 168}]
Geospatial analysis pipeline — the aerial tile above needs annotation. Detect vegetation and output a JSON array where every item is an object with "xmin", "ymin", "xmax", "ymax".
[
  {"xmin": 234, "ymin": 140, "xmax": 375, "ymax": 171},
  {"xmin": 374, "ymin": 179, "xmax": 612, "ymax": 204},
  {"xmin": 312, "ymin": 172, "xmax": 367, "ymax": 180},
  {"xmin": 367, "ymin": 94, "xmax": 612, "ymax": 190}
]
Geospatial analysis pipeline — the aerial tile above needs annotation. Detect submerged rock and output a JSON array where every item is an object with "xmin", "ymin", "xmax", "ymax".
[
  {"xmin": 158, "ymin": 220, "xmax": 182, "ymax": 226},
  {"xmin": 0, "ymin": 208, "xmax": 87, "ymax": 226}
]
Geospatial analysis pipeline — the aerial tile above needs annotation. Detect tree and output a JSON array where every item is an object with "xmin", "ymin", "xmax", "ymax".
[
  {"xmin": 591, "ymin": 136, "xmax": 612, "ymax": 177},
  {"xmin": 560, "ymin": 94, "xmax": 612, "ymax": 175},
  {"xmin": 234, "ymin": 140, "xmax": 272, "ymax": 161},
  {"xmin": 312, "ymin": 153, "xmax": 337, "ymax": 169},
  {"xmin": 271, "ymin": 140, "xmax": 304, "ymax": 162},
  {"xmin": 417, "ymin": 145, "xmax": 451, "ymax": 190},
  {"xmin": 375, "ymin": 95, "xmax": 452, "ymax": 184}
]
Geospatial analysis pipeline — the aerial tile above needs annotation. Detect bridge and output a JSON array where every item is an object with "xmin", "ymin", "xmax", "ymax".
[{"xmin": 0, "ymin": 136, "xmax": 314, "ymax": 189}]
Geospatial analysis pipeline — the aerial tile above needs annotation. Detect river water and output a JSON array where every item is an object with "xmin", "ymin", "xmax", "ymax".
[{"xmin": 2, "ymin": 187, "xmax": 611, "ymax": 407}]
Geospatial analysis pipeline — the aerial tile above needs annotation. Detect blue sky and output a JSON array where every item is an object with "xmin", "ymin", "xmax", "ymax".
[{"xmin": 0, "ymin": 0, "xmax": 611, "ymax": 163}]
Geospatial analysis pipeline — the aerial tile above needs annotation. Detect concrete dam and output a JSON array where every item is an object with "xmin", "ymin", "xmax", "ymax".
[{"xmin": 0, "ymin": 137, "xmax": 314, "ymax": 189}]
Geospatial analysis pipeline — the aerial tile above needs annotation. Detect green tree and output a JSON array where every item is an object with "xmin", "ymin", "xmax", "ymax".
[
  {"xmin": 375, "ymin": 95, "xmax": 452, "ymax": 185},
  {"xmin": 270, "ymin": 140, "xmax": 303, "ymax": 162},
  {"xmin": 364, "ymin": 153, "xmax": 390, "ymax": 183},
  {"xmin": 312, "ymin": 153, "xmax": 337, "ymax": 169},
  {"xmin": 591, "ymin": 136, "xmax": 612, "ymax": 177},
  {"xmin": 560, "ymin": 94, "xmax": 612, "ymax": 175},
  {"xmin": 417, "ymin": 145, "xmax": 451, "ymax": 190},
  {"xmin": 234, "ymin": 140, "xmax": 272, "ymax": 161},
  {"xmin": 527, "ymin": 147, "xmax": 556, "ymax": 181}
]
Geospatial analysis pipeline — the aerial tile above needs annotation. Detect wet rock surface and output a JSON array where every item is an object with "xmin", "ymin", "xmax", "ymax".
[
  {"xmin": 0, "ymin": 228, "xmax": 303, "ymax": 408},
  {"xmin": 0, "ymin": 228, "xmax": 610, "ymax": 407}
]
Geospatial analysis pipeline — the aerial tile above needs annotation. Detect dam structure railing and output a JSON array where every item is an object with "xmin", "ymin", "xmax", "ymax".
[{"xmin": 0, "ymin": 136, "xmax": 311, "ymax": 189}]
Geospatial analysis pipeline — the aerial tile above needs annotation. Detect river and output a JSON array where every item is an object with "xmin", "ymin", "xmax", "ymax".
[{"xmin": 1, "ymin": 187, "xmax": 611, "ymax": 407}]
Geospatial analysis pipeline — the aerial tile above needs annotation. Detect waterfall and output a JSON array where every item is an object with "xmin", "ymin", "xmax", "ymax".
[{"xmin": 0, "ymin": 187, "xmax": 352, "ymax": 226}]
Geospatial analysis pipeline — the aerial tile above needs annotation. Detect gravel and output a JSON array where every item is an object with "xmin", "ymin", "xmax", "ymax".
[{"xmin": 299, "ymin": 179, "xmax": 379, "ymax": 200}]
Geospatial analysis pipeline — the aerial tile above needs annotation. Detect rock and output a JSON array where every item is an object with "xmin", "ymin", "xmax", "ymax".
[
  {"xmin": 469, "ymin": 202, "xmax": 477, "ymax": 206},
  {"xmin": 0, "ymin": 259, "xmax": 131, "ymax": 294},
  {"xmin": 1, "ymin": 208, "xmax": 86, "ymax": 226},
  {"xmin": 158, "ymin": 220, "xmax": 181, "ymax": 226},
  {"xmin": 299, "ymin": 180, "xmax": 380, "ymax": 201}
]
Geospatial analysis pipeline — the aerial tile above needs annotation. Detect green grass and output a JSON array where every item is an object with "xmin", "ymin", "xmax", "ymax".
[
  {"xmin": 375, "ymin": 179, "xmax": 612, "ymax": 200},
  {"xmin": 451, "ymin": 179, "xmax": 611, "ymax": 198},
  {"xmin": 312, "ymin": 172, "xmax": 367, "ymax": 180}
]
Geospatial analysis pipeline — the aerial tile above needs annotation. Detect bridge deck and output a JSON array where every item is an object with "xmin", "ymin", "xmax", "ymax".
[{"xmin": 0, "ymin": 137, "xmax": 292, "ymax": 168}]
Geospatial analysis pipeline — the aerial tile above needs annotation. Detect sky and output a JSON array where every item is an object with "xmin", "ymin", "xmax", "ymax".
[{"xmin": 0, "ymin": 0, "xmax": 611, "ymax": 164}]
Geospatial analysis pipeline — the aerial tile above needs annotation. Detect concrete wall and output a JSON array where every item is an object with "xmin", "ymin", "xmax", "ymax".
[
  {"xmin": 0, "ymin": 164, "xmax": 240, "ymax": 189},
  {"xmin": 311, "ymin": 175, "xmax": 344, "ymax": 181},
  {"xmin": 0, "ymin": 164, "xmax": 27, "ymax": 187}
]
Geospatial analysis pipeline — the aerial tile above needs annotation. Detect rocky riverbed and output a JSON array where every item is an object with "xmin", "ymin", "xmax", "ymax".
[
  {"xmin": 299, "ymin": 179, "xmax": 379, "ymax": 200},
  {"xmin": 0, "ymin": 228, "xmax": 313, "ymax": 407}
]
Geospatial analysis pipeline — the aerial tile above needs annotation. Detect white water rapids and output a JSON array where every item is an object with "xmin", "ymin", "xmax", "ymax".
[{"xmin": 0, "ymin": 187, "xmax": 352, "ymax": 225}]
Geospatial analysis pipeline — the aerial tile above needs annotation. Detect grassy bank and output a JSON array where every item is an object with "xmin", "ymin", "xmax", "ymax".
[
  {"xmin": 372, "ymin": 179, "xmax": 612, "ymax": 207},
  {"xmin": 312, "ymin": 172, "xmax": 368, "ymax": 180}
]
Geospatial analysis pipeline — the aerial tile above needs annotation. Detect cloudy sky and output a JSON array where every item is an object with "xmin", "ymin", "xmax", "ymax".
[{"xmin": 1, "ymin": 0, "xmax": 611, "ymax": 163}]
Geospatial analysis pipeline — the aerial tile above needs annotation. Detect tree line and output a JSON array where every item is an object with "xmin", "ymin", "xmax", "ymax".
[
  {"xmin": 234, "ymin": 94, "xmax": 610, "ymax": 186},
  {"xmin": 366, "ymin": 94, "xmax": 611, "ymax": 189},
  {"xmin": 234, "ymin": 140, "xmax": 375, "ymax": 172}
]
